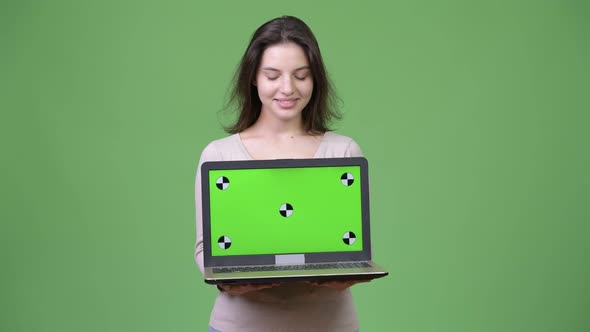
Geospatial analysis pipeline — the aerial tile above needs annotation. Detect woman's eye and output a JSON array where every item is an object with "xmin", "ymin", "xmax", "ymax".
[
  {"xmin": 267, "ymin": 76, "xmax": 279, "ymax": 81},
  {"xmin": 295, "ymin": 76, "xmax": 307, "ymax": 81}
]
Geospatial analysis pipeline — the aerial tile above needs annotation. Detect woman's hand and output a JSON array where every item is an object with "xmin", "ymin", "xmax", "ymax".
[
  {"xmin": 307, "ymin": 279, "xmax": 371, "ymax": 291},
  {"xmin": 217, "ymin": 283, "xmax": 281, "ymax": 296}
]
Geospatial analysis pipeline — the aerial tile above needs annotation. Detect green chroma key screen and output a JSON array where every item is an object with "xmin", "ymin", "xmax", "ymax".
[{"xmin": 209, "ymin": 166, "xmax": 363, "ymax": 256}]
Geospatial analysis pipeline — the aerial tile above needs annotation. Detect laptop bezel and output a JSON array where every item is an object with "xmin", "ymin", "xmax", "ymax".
[{"xmin": 201, "ymin": 157, "xmax": 372, "ymax": 267}]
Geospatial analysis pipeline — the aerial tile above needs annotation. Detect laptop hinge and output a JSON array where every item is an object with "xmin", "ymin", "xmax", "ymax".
[{"xmin": 275, "ymin": 254, "xmax": 305, "ymax": 265}]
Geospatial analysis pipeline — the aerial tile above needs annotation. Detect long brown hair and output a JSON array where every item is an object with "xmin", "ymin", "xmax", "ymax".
[{"xmin": 224, "ymin": 16, "xmax": 341, "ymax": 134}]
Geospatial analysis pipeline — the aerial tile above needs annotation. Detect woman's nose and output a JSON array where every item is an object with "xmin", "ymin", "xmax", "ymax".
[{"xmin": 280, "ymin": 77, "xmax": 294, "ymax": 95}]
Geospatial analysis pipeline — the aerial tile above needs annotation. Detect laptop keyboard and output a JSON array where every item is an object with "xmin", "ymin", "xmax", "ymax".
[{"xmin": 213, "ymin": 262, "xmax": 371, "ymax": 274}]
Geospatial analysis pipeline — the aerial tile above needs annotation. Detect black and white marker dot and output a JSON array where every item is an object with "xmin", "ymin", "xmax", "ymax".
[
  {"xmin": 341, "ymin": 173, "xmax": 354, "ymax": 186},
  {"xmin": 216, "ymin": 176, "xmax": 230, "ymax": 190},
  {"xmin": 342, "ymin": 231, "xmax": 356, "ymax": 245},
  {"xmin": 217, "ymin": 236, "xmax": 232, "ymax": 249},
  {"xmin": 279, "ymin": 203, "xmax": 294, "ymax": 218}
]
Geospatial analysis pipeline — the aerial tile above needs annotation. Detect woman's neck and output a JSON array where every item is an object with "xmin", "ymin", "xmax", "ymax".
[{"xmin": 243, "ymin": 114, "xmax": 306, "ymax": 138}]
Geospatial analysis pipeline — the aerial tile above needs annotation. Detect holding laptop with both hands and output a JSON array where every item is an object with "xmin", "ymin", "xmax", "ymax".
[{"xmin": 200, "ymin": 157, "xmax": 388, "ymax": 285}]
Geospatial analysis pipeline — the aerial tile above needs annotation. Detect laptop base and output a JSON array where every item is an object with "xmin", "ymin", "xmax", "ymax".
[{"xmin": 204, "ymin": 261, "xmax": 389, "ymax": 285}]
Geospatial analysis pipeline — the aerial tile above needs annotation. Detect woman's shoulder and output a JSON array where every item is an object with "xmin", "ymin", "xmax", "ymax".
[
  {"xmin": 198, "ymin": 134, "xmax": 250, "ymax": 162},
  {"xmin": 317, "ymin": 132, "xmax": 364, "ymax": 158},
  {"xmin": 205, "ymin": 134, "xmax": 239, "ymax": 150},
  {"xmin": 322, "ymin": 131, "xmax": 356, "ymax": 143}
]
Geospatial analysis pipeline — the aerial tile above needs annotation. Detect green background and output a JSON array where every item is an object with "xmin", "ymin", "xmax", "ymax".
[
  {"xmin": 2, "ymin": 0, "xmax": 588, "ymax": 331},
  {"xmin": 209, "ymin": 166, "xmax": 363, "ymax": 256}
]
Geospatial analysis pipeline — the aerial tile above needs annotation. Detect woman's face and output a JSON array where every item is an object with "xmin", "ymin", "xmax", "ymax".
[{"xmin": 255, "ymin": 42, "xmax": 314, "ymax": 123}]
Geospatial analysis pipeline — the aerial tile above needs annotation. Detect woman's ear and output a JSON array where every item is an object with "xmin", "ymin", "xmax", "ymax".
[{"xmin": 253, "ymin": 80, "xmax": 257, "ymax": 87}]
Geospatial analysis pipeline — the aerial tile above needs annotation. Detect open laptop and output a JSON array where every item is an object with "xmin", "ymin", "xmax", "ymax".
[{"xmin": 200, "ymin": 157, "xmax": 388, "ymax": 285}]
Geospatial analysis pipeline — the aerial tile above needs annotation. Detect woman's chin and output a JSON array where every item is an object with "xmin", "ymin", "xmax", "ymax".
[{"xmin": 270, "ymin": 108, "xmax": 304, "ymax": 121}]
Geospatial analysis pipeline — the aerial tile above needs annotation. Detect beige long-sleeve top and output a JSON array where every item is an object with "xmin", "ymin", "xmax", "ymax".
[{"xmin": 194, "ymin": 132, "xmax": 364, "ymax": 332}]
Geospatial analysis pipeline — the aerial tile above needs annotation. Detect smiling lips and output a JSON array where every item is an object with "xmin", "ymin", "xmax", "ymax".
[{"xmin": 275, "ymin": 98, "xmax": 298, "ymax": 109}]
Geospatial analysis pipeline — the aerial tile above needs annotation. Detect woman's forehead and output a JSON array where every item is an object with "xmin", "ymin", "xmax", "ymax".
[{"xmin": 259, "ymin": 42, "xmax": 309, "ymax": 70}]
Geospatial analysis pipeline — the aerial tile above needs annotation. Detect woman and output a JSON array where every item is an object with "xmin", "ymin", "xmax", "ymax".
[{"xmin": 195, "ymin": 16, "xmax": 366, "ymax": 332}]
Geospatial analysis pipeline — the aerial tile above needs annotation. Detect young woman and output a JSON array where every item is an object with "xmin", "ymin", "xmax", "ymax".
[{"xmin": 195, "ymin": 16, "xmax": 367, "ymax": 332}]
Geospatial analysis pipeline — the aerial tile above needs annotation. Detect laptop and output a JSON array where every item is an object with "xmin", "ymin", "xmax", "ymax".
[{"xmin": 200, "ymin": 157, "xmax": 388, "ymax": 285}]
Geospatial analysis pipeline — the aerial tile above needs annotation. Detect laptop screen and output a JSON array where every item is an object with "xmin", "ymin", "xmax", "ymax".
[{"xmin": 208, "ymin": 165, "xmax": 364, "ymax": 256}]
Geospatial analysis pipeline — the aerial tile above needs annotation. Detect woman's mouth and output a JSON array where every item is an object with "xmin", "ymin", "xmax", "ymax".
[{"xmin": 275, "ymin": 98, "xmax": 298, "ymax": 109}]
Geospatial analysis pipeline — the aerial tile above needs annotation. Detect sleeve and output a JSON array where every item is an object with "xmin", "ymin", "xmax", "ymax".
[
  {"xmin": 194, "ymin": 142, "xmax": 222, "ymax": 274},
  {"xmin": 345, "ymin": 139, "xmax": 364, "ymax": 158}
]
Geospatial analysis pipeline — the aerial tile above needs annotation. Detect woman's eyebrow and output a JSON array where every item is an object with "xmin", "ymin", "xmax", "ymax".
[
  {"xmin": 294, "ymin": 66, "xmax": 310, "ymax": 72},
  {"xmin": 261, "ymin": 66, "xmax": 310, "ymax": 72}
]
